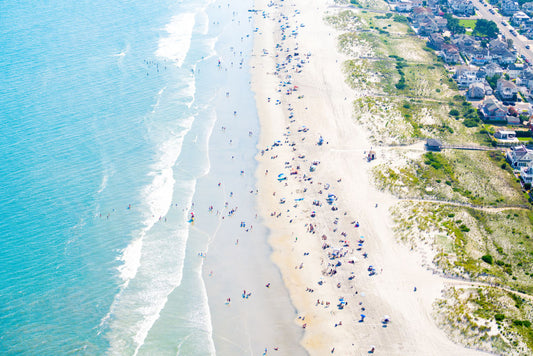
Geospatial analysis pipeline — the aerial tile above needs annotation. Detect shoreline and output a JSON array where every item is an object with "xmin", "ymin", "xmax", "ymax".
[
  {"xmin": 251, "ymin": 0, "xmax": 490, "ymax": 354},
  {"xmin": 196, "ymin": 0, "xmax": 306, "ymax": 354}
]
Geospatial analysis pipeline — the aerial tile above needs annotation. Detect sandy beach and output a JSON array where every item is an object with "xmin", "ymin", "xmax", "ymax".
[{"xmin": 251, "ymin": 0, "xmax": 491, "ymax": 354}]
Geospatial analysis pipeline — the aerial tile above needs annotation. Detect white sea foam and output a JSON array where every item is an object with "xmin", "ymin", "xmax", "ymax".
[
  {"xmin": 196, "ymin": 8, "xmax": 209, "ymax": 36},
  {"xmin": 181, "ymin": 77, "xmax": 196, "ymax": 109},
  {"xmin": 116, "ymin": 119, "xmax": 193, "ymax": 284},
  {"xmin": 199, "ymin": 109, "xmax": 217, "ymax": 177},
  {"xmin": 112, "ymin": 44, "xmax": 130, "ymax": 58},
  {"xmin": 105, "ymin": 117, "xmax": 198, "ymax": 354},
  {"xmin": 156, "ymin": 13, "xmax": 196, "ymax": 67},
  {"xmin": 151, "ymin": 86, "xmax": 166, "ymax": 114},
  {"xmin": 117, "ymin": 235, "xmax": 143, "ymax": 282},
  {"xmin": 96, "ymin": 174, "xmax": 108, "ymax": 194}
]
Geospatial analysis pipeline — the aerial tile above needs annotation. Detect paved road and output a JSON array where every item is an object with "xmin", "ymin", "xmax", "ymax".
[{"xmin": 470, "ymin": 0, "xmax": 533, "ymax": 60}]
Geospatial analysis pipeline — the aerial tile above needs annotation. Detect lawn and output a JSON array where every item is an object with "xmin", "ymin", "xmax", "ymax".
[{"xmin": 459, "ymin": 19, "xmax": 477, "ymax": 32}]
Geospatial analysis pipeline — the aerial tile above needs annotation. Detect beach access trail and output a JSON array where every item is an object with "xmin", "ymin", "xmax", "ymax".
[{"xmin": 251, "ymin": 0, "xmax": 490, "ymax": 354}]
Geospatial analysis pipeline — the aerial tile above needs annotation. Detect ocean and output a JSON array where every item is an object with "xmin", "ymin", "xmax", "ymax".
[{"xmin": 0, "ymin": 0, "xmax": 266, "ymax": 354}]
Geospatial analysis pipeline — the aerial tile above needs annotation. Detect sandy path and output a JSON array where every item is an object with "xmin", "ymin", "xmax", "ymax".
[{"xmin": 251, "ymin": 0, "xmax": 491, "ymax": 354}]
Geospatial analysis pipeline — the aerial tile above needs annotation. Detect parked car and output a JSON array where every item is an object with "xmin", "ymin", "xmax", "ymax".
[{"xmin": 501, "ymin": 21, "xmax": 507, "ymax": 26}]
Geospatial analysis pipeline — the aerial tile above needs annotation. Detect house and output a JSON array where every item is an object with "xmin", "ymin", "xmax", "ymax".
[
  {"xmin": 491, "ymin": 48, "xmax": 517, "ymax": 65},
  {"xmin": 489, "ymin": 39, "xmax": 508, "ymax": 52},
  {"xmin": 507, "ymin": 115, "xmax": 522, "ymax": 124},
  {"xmin": 508, "ymin": 62, "xmax": 525, "ymax": 80},
  {"xmin": 519, "ymin": 163, "xmax": 533, "ymax": 184},
  {"xmin": 502, "ymin": 0, "xmax": 520, "ymax": 15},
  {"xmin": 518, "ymin": 69, "xmax": 533, "ymax": 89},
  {"xmin": 419, "ymin": 19, "xmax": 440, "ymax": 35},
  {"xmin": 435, "ymin": 17, "xmax": 448, "ymax": 30},
  {"xmin": 453, "ymin": 35, "xmax": 477, "ymax": 52},
  {"xmin": 441, "ymin": 44, "xmax": 462, "ymax": 64},
  {"xmin": 448, "ymin": 0, "xmax": 475, "ymax": 16},
  {"xmin": 480, "ymin": 97, "xmax": 507, "ymax": 120},
  {"xmin": 489, "ymin": 39, "xmax": 516, "ymax": 65},
  {"xmin": 487, "ymin": 39, "xmax": 517, "ymax": 65},
  {"xmin": 506, "ymin": 144, "xmax": 533, "ymax": 167},
  {"xmin": 482, "ymin": 63, "xmax": 504, "ymax": 77},
  {"xmin": 523, "ymin": 19, "xmax": 533, "ymax": 33},
  {"xmin": 512, "ymin": 11, "xmax": 530, "ymax": 26},
  {"xmin": 455, "ymin": 65, "xmax": 483, "ymax": 88},
  {"xmin": 484, "ymin": 81, "xmax": 494, "ymax": 95},
  {"xmin": 468, "ymin": 82, "xmax": 486, "ymax": 99},
  {"xmin": 495, "ymin": 130, "xmax": 520, "ymax": 143},
  {"xmin": 396, "ymin": 0, "xmax": 413, "ymax": 12},
  {"xmin": 427, "ymin": 0, "xmax": 441, "ymax": 11},
  {"xmin": 469, "ymin": 47, "xmax": 491, "ymax": 65},
  {"xmin": 426, "ymin": 138, "xmax": 443, "ymax": 151},
  {"xmin": 496, "ymin": 78, "xmax": 518, "ymax": 101},
  {"xmin": 411, "ymin": 6, "xmax": 434, "ymax": 24},
  {"xmin": 522, "ymin": 2, "xmax": 533, "ymax": 15},
  {"xmin": 428, "ymin": 33, "xmax": 445, "ymax": 50}
]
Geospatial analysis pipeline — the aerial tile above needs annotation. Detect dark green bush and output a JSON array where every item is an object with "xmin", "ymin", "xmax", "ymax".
[
  {"xmin": 449, "ymin": 109, "xmax": 460, "ymax": 117},
  {"xmin": 482, "ymin": 255, "xmax": 494, "ymax": 265}
]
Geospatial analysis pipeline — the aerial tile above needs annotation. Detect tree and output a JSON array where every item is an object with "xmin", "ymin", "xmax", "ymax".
[
  {"xmin": 444, "ymin": 14, "xmax": 466, "ymax": 34},
  {"xmin": 473, "ymin": 19, "xmax": 500, "ymax": 39},
  {"xmin": 486, "ymin": 74, "xmax": 501, "ymax": 90}
]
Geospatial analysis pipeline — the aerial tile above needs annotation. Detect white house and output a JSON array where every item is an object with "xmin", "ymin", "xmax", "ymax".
[
  {"xmin": 512, "ymin": 11, "xmax": 530, "ymax": 26},
  {"xmin": 506, "ymin": 144, "xmax": 533, "ymax": 167},
  {"xmin": 495, "ymin": 130, "xmax": 520, "ymax": 143},
  {"xmin": 396, "ymin": 0, "xmax": 413, "ymax": 11},
  {"xmin": 520, "ymin": 162, "xmax": 533, "ymax": 184}
]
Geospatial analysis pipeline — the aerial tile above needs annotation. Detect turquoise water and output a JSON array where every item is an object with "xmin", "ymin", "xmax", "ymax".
[{"xmin": 0, "ymin": 0, "xmax": 253, "ymax": 354}]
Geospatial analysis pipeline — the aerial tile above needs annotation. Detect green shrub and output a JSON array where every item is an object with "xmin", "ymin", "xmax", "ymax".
[
  {"xmin": 459, "ymin": 224, "xmax": 470, "ymax": 232},
  {"xmin": 495, "ymin": 313, "xmax": 505, "ymax": 321},
  {"xmin": 449, "ymin": 109, "xmax": 460, "ymax": 117},
  {"xmin": 463, "ymin": 119, "xmax": 479, "ymax": 127},
  {"xmin": 482, "ymin": 254, "xmax": 494, "ymax": 265}
]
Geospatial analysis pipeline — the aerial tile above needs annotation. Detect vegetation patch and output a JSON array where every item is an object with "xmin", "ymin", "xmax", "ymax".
[
  {"xmin": 435, "ymin": 286, "xmax": 533, "ymax": 355},
  {"xmin": 392, "ymin": 202, "xmax": 533, "ymax": 293},
  {"xmin": 330, "ymin": 1, "xmax": 533, "ymax": 351},
  {"xmin": 373, "ymin": 150, "xmax": 527, "ymax": 206}
]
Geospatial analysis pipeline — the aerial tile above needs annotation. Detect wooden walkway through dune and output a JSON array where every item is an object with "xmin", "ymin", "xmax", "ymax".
[{"xmin": 397, "ymin": 197, "xmax": 531, "ymax": 212}]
